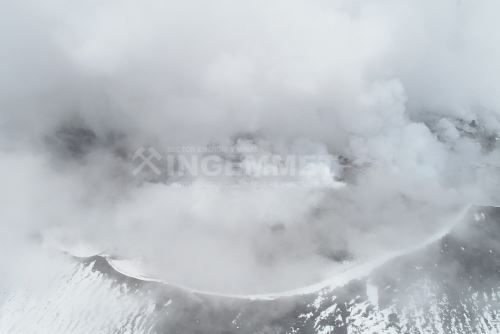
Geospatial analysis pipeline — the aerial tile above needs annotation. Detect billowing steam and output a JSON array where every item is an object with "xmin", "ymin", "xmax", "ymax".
[{"xmin": 1, "ymin": 0, "xmax": 500, "ymax": 294}]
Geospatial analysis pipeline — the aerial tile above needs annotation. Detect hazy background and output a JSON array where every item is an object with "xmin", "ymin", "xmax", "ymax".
[{"xmin": 1, "ymin": 0, "xmax": 500, "ymax": 294}]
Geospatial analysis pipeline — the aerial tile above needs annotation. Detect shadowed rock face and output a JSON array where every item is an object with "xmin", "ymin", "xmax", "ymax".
[
  {"xmin": 2, "ymin": 206, "xmax": 499, "ymax": 333},
  {"xmin": 50, "ymin": 125, "xmax": 97, "ymax": 158},
  {"xmin": 45, "ymin": 121, "xmax": 130, "ymax": 162}
]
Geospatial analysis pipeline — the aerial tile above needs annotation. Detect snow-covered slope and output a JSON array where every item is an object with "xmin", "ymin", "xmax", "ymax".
[
  {"xmin": 0, "ymin": 258, "xmax": 158, "ymax": 334},
  {"xmin": 2, "ymin": 206, "xmax": 500, "ymax": 333}
]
